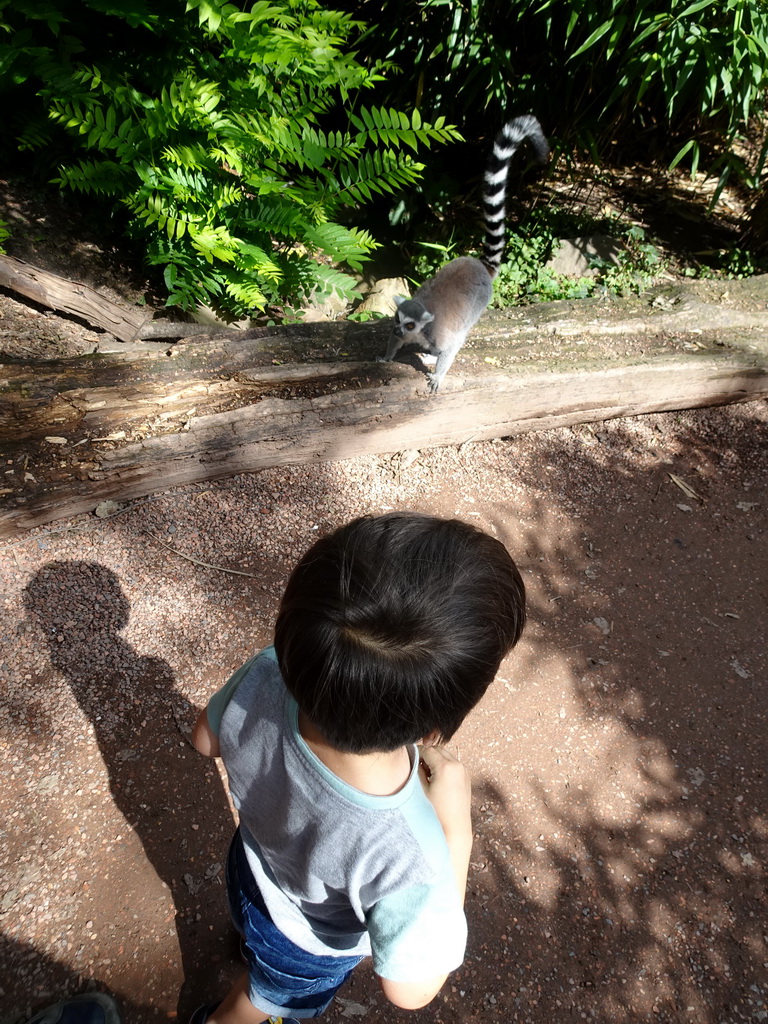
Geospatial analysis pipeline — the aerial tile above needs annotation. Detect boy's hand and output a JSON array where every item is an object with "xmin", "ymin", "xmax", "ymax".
[
  {"xmin": 418, "ymin": 744, "xmax": 473, "ymax": 904},
  {"xmin": 418, "ymin": 745, "xmax": 472, "ymax": 841}
]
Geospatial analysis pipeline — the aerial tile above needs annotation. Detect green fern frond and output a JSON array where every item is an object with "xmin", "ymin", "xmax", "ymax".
[
  {"xmin": 188, "ymin": 224, "xmax": 239, "ymax": 262},
  {"xmin": 222, "ymin": 274, "xmax": 269, "ymax": 311},
  {"xmin": 299, "ymin": 126, "xmax": 354, "ymax": 167},
  {"xmin": 349, "ymin": 107, "xmax": 462, "ymax": 152},
  {"xmin": 161, "ymin": 76, "xmax": 223, "ymax": 127},
  {"xmin": 235, "ymin": 241, "xmax": 283, "ymax": 281},
  {"xmin": 8, "ymin": 0, "xmax": 460, "ymax": 319},
  {"xmin": 53, "ymin": 158, "xmax": 130, "ymax": 195},
  {"xmin": 229, "ymin": 2, "xmax": 297, "ymax": 31},
  {"xmin": 303, "ymin": 222, "xmax": 378, "ymax": 271},
  {"xmin": 126, "ymin": 190, "xmax": 207, "ymax": 240},
  {"xmin": 332, "ymin": 151, "xmax": 426, "ymax": 205},
  {"xmin": 244, "ymin": 198, "xmax": 312, "ymax": 239},
  {"xmin": 311, "ymin": 263, "xmax": 362, "ymax": 302},
  {"xmin": 16, "ymin": 116, "xmax": 53, "ymax": 151},
  {"xmin": 161, "ymin": 145, "xmax": 217, "ymax": 172}
]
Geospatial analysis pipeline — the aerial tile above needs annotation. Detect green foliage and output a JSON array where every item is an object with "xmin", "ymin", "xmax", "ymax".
[
  {"xmin": 714, "ymin": 247, "xmax": 762, "ymax": 278},
  {"xmin": 346, "ymin": 308, "xmax": 387, "ymax": 321},
  {"xmin": 347, "ymin": 0, "xmax": 515, "ymax": 123},
  {"xmin": 595, "ymin": 227, "xmax": 665, "ymax": 296},
  {"xmin": 538, "ymin": 0, "xmax": 768, "ymax": 197},
  {"xmin": 410, "ymin": 238, "xmax": 459, "ymax": 281},
  {"xmin": 494, "ymin": 261, "xmax": 595, "ymax": 306},
  {"xmin": 0, "ymin": 0, "xmax": 460, "ymax": 316},
  {"xmin": 684, "ymin": 245, "xmax": 768, "ymax": 279},
  {"xmin": 490, "ymin": 218, "xmax": 666, "ymax": 306},
  {"xmin": 279, "ymin": 306, "xmax": 307, "ymax": 326},
  {"xmin": 539, "ymin": 0, "xmax": 768, "ymax": 133},
  {"xmin": 0, "ymin": 218, "xmax": 9, "ymax": 253},
  {"xmin": 491, "ymin": 229, "xmax": 557, "ymax": 306},
  {"xmin": 335, "ymin": 0, "xmax": 768, "ymax": 178}
]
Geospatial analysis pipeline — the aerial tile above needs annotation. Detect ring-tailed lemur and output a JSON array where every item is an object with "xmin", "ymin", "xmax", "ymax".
[{"xmin": 378, "ymin": 115, "xmax": 549, "ymax": 392}]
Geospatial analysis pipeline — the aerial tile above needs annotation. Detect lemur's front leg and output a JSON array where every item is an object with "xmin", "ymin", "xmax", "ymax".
[{"xmin": 426, "ymin": 338, "xmax": 461, "ymax": 393}]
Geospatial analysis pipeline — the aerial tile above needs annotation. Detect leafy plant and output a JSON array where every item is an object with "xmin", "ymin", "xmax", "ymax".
[
  {"xmin": 714, "ymin": 247, "xmax": 763, "ymax": 278},
  {"xmin": 0, "ymin": 218, "xmax": 9, "ymax": 254},
  {"xmin": 541, "ymin": 0, "xmax": 768, "ymax": 132},
  {"xmin": 594, "ymin": 227, "xmax": 665, "ymax": 296},
  {"xmin": 410, "ymin": 237, "xmax": 459, "ymax": 281},
  {"xmin": 335, "ymin": 0, "xmax": 768, "ymax": 176},
  {"xmin": 0, "ymin": 0, "xmax": 460, "ymax": 317},
  {"xmin": 538, "ymin": 0, "xmax": 768, "ymax": 204},
  {"xmin": 685, "ymin": 245, "xmax": 768, "ymax": 279},
  {"xmin": 489, "ymin": 217, "xmax": 666, "ymax": 306},
  {"xmin": 346, "ymin": 309, "xmax": 387, "ymax": 321},
  {"xmin": 492, "ymin": 229, "xmax": 559, "ymax": 305},
  {"xmin": 343, "ymin": 0, "xmax": 516, "ymax": 125}
]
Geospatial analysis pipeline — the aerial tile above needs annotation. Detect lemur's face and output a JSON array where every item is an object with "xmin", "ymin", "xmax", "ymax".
[
  {"xmin": 392, "ymin": 301, "xmax": 434, "ymax": 339},
  {"xmin": 393, "ymin": 309, "xmax": 420, "ymax": 339}
]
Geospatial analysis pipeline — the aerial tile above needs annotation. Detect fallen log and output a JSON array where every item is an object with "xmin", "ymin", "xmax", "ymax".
[
  {"xmin": 0, "ymin": 254, "xmax": 229, "ymax": 342},
  {"xmin": 2, "ymin": 276, "xmax": 768, "ymax": 537}
]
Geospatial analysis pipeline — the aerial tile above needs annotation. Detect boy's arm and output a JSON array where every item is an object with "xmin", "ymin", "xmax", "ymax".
[
  {"xmin": 377, "ymin": 745, "xmax": 473, "ymax": 1010},
  {"xmin": 378, "ymin": 972, "xmax": 451, "ymax": 1011},
  {"xmin": 417, "ymin": 744, "xmax": 473, "ymax": 904},
  {"xmin": 192, "ymin": 707, "xmax": 220, "ymax": 758},
  {"xmin": 191, "ymin": 653, "xmax": 263, "ymax": 758}
]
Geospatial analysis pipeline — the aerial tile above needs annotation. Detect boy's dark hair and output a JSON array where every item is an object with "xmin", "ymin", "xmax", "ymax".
[{"xmin": 274, "ymin": 512, "xmax": 525, "ymax": 753}]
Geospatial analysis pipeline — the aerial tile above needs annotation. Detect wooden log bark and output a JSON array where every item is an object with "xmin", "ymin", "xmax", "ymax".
[
  {"xmin": 2, "ymin": 276, "xmax": 768, "ymax": 537},
  {"xmin": 4, "ymin": 277, "xmax": 768, "ymax": 441},
  {"xmin": 2, "ymin": 351, "xmax": 767, "ymax": 537},
  {"xmin": 0, "ymin": 254, "xmax": 232, "ymax": 342},
  {"xmin": 0, "ymin": 255, "xmax": 151, "ymax": 342}
]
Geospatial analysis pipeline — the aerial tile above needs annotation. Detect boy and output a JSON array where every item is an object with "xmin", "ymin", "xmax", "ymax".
[{"xmin": 191, "ymin": 512, "xmax": 526, "ymax": 1024}]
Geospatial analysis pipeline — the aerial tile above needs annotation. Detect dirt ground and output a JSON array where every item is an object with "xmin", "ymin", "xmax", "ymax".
[
  {"xmin": 1, "ymin": 180, "xmax": 767, "ymax": 1024},
  {"xmin": 1, "ymin": 395, "xmax": 766, "ymax": 1024}
]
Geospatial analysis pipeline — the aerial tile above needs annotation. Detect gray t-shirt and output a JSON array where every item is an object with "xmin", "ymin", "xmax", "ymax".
[{"xmin": 212, "ymin": 647, "xmax": 467, "ymax": 982}]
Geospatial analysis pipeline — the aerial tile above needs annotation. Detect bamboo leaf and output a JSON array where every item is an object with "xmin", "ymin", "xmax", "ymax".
[
  {"xmin": 676, "ymin": 0, "xmax": 717, "ymax": 16},
  {"xmin": 570, "ymin": 20, "xmax": 615, "ymax": 59},
  {"xmin": 669, "ymin": 138, "xmax": 697, "ymax": 170}
]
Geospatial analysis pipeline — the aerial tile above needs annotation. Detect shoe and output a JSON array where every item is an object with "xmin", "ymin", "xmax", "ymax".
[
  {"xmin": 26, "ymin": 994, "xmax": 121, "ymax": 1024},
  {"xmin": 189, "ymin": 1004, "xmax": 220, "ymax": 1024}
]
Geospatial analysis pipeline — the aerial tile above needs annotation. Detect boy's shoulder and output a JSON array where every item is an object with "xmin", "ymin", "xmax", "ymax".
[
  {"xmin": 207, "ymin": 646, "xmax": 279, "ymax": 735},
  {"xmin": 224, "ymin": 646, "xmax": 281, "ymax": 706}
]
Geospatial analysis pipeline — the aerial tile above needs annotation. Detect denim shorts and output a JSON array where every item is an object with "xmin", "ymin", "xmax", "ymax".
[{"xmin": 226, "ymin": 829, "xmax": 364, "ymax": 1018}]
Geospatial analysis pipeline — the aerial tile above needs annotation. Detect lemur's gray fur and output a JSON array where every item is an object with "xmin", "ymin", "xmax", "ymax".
[{"xmin": 379, "ymin": 115, "xmax": 549, "ymax": 392}]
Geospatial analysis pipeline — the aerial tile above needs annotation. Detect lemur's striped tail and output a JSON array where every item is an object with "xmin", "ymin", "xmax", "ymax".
[{"xmin": 481, "ymin": 115, "xmax": 549, "ymax": 275}]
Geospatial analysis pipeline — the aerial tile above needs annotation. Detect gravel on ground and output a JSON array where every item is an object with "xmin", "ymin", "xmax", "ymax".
[{"xmin": 1, "ymin": 400, "xmax": 766, "ymax": 1024}]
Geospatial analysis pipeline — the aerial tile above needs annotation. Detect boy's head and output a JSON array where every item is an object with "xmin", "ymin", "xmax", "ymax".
[{"xmin": 274, "ymin": 512, "xmax": 526, "ymax": 754}]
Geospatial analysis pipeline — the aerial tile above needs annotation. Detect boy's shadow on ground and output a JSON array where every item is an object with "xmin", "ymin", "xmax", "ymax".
[
  {"xmin": 2, "ymin": 933, "xmax": 144, "ymax": 1024},
  {"xmin": 23, "ymin": 560, "xmax": 236, "ymax": 1017}
]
